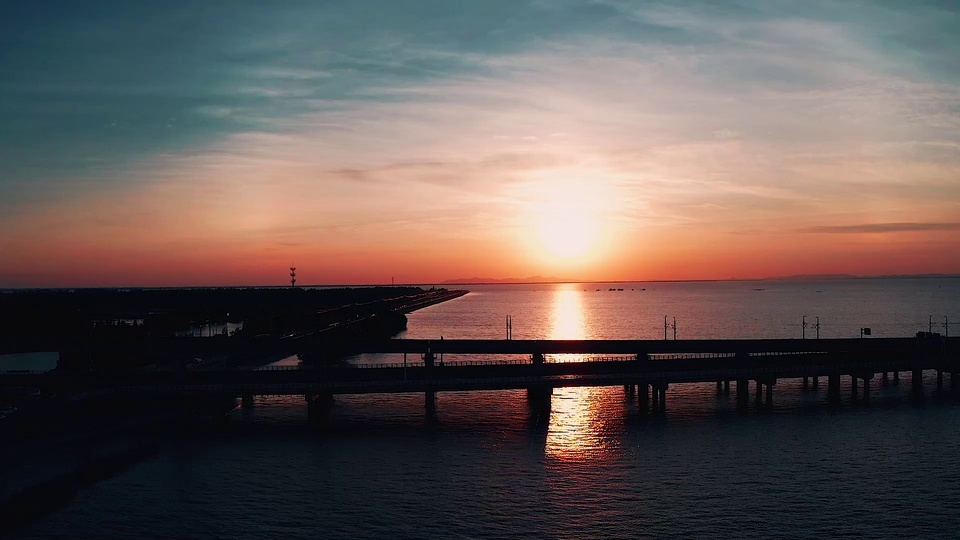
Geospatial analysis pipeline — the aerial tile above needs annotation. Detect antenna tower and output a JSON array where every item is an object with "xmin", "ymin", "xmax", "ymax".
[{"xmin": 290, "ymin": 265, "xmax": 297, "ymax": 287}]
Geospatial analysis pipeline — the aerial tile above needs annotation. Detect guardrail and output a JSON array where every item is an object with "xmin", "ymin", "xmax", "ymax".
[
  {"xmin": 61, "ymin": 359, "xmax": 914, "ymax": 398},
  {"xmin": 249, "ymin": 352, "xmax": 828, "ymax": 371}
]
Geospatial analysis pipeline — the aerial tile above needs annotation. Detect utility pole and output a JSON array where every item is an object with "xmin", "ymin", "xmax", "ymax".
[
  {"xmin": 815, "ymin": 316, "xmax": 820, "ymax": 340},
  {"xmin": 802, "ymin": 315, "xmax": 807, "ymax": 340},
  {"xmin": 664, "ymin": 316, "xmax": 668, "ymax": 340},
  {"xmin": 673, "ymin": 317, "xmax": 677, "ymax": 340},
  {"xmin": 946, "ymin": 316, "xmax": 950, "ymax": 338}
]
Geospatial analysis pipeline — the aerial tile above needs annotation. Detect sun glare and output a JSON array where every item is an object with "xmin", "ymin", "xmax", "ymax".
[
  {"xmin": 537, "ymin": 204, "xmax": 598, "ymax": 259},
  {"xmin": 531, "ymin": 180, "xmax": 603, "ymax": 261}
]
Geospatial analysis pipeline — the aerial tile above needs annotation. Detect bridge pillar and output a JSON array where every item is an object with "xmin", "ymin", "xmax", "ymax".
[
  {"xmin": 913, "ymin": 369, "xmax": 924, "ymax": 397},
  {"xmin": 952, "ymin": 372, "xmax": 958, "ymax": 391},
  {"xmin": 893, "ymin": 371, "xmax": 899, "ymax": 384},
  {"xmin": 812, "ymin": 376, "xmax": 819, "ymax": 388},
  {"xmin": 851, "ymin": 376, "xmax": 858, "ymax": 400},
  {"xmin": 532, "ymin": 352, "xmax": 545, "ymax": 366},
  {"xmin": 828, "ymin": 374, "xmax": 841, "ymax": 402},
  {"xmin": 802, "ymin": 376, "xmax": 809, "ymax": 389},
  {"xmin": 306, "ymin": 393, "xmax": 333, "ymax": 424},
  {"xmin": 736, "ymin": 379, "xmax": 749, "ymax": 410},
  {"xmin": 650, "ymin": 383, "xmax": 667, "ymax": 413},
  {"xmin": 862, "ymin": 375, "xmax": 870, "ymax": 403},
  {"xmin": 425, "ymin": 390, "xmax": 436, "ymax": 414},
  {"xmin": 241, "ymin": 394, "xmax": 254, "ymax": 408},
  {"xmin": 527, "ymin": 386, "xmax": 552, "ymax": 425},
  {"xmin": 724, "ymin": 380, "xmax": 730, "ymax": 393},
  {"xmin": 423, "ymin": 351, "xmax": 435, "ymax": 369},
  {"xmin": 639, "ymin": 383, "xmax": 650, "ymax": 414},
  {"xmin": 937, "ymin": 370, "xmax": 944, "ymax": 392},
  {"xmin": 755, "ymin": 380, "xmax": 762, "ymax": 403},
  {"xmin": 765, "ymin": 380, "xmax": 774, "ymax": 407},
  {"xmin": 716, "ymin": 381, "xmax": 723, "ymax": 392}
]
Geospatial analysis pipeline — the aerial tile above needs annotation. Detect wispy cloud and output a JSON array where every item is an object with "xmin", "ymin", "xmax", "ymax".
[
  {"xmin": 2, "ymin": 1, "xmax": 960, "ymax": 283},
  {"xmin": 800, "ymin": 222, "xmax": 960, "ymax": 234}
]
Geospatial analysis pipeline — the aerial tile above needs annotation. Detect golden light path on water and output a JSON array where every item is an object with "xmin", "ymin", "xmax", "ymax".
[{"xmin": 544, "ymin": 284, "xmax": 619, "ymax": 463}]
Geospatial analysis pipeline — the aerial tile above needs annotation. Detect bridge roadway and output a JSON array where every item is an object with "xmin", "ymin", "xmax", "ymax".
[{"xmin": 2, "ymin": 338, "xmax": 957, "ymax": 412}]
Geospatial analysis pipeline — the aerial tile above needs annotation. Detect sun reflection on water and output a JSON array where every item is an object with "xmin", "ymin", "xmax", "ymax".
[{"xmin": 544, "ymin": 285, "xmax": 616, "ymax": 462}]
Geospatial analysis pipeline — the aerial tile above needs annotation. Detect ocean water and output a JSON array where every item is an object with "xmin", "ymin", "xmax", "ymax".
[{"xmin": 10, "ymin": 279, "xmax": 960, "ymax": 539}]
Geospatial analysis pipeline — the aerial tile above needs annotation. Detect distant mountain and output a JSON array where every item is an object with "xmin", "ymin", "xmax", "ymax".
[
  {"xmin": 770, "ymin": 273, "xmax": 959, "ymax": 281},
  {"xmin": 441, "ymin": 275, "xmax": 568, "ymax": 284},
  {"xmin": 772, "ymin": 273, "xmax": 858, "ymax": 281}
]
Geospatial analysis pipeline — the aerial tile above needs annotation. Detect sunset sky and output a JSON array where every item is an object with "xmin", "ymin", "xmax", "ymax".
[{"xmin": 2, "ymin": 1, "xmax": 959, "ymax": 287}]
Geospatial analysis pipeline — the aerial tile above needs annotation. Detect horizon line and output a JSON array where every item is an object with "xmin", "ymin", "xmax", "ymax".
[{"xmin": 3, "ymin": 272, "xmax": 960, "ymax": 290}]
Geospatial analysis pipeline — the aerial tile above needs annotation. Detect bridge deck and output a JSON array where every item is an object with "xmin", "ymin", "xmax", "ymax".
[{"xmin": 2, "ymin": 337, "xmax": 956, "ymax": 398}]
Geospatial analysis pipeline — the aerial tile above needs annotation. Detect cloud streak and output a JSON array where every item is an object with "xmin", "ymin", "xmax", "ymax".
[
  {"xmin": 799, "ymin": 222, "xmax": 960, "ymax": 234},
  {"xmin": 1, "ymin": 1, "xmax": 960, "ymax": 284}
]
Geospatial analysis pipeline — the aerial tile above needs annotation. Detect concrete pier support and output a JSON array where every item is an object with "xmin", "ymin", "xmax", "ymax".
[
  {"xmin": 913, "ymin": 369, "xmax": 924, "ymax": 397},
  {"xmin": 639, "ymin": 383, "xmax": 650, "ymax": 414},
  {"xmin": 952, "ymin": 372, "xmax": 958, "ymax": 391},
  {"xmin": 527, "ymin": 386, "xmax": 552, "ymax": 424},
  {"xmin": 828, "ymin": 374, "xmax": 841, "ymax": 402},
  {"xmin": 812, "ymin": 376, "xmax": 819, "ymax": 388},
  {"xmin": 851, "ymin": 376, "xmax": 859, "ymax": 400},
  {"xmin": 651, "ymin": 383, "xmax": 668, "ymax": 413},
  {"xmin": 736, "ymin": 379, "xmax": 749, "ymax": 410},
  {"xmin": 425, "ymin": 390, "xmax": 437, "ymax": 414},
  {"xmin": 862, "ymin": 376, "xmax": 870, "ymax": 403},
  {"xmin": 241, "ymin": 394, "xmax": 254, "ymax": 408},
  {"xmin": 893, "ymin": 371, "xmax": 899, "ymax": 384},
  {"xmin": 723, "ymin": 380, "xmax": 730, "ymax": 393},
  {"xmin": 765, "ymin": 380, "xmax": 774, "ymax": 406},
  {"xmin": 802, "ymin": 376, "xmax": 809, "ymax": 389},
  {"xmin": 937, "ymin": 370, "xmax": 944, "ymax": 392},
  {"xmin": 306, "ymin": 393, "xmax": 333, "ymax": 424},
  {"xmin": 716, "ymin": 381, "xmax": 723, "ymax": 392}
]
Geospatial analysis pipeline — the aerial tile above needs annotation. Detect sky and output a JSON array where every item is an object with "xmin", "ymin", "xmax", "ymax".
[{"xmin": 2, "ymin": 0, "xmax": 959, "ymax": 287}]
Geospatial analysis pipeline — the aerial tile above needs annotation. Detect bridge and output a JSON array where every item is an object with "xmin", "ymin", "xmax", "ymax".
[{"xmin": 2, "ymin": 336, "xmax": 957, "ymax": 418}]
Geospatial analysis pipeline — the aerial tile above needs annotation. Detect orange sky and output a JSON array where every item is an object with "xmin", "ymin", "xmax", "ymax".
[{"xmin": 2, "ymin": 2, "xmax": 959, "ymax": 287}]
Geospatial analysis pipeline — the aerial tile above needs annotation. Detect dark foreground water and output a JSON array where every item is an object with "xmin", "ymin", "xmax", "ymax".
[{"xmin": 10, "ymin": 279, "xmax": 960, "ymax": 539}]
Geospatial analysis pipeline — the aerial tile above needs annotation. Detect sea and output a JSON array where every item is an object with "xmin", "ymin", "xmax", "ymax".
[{"xmin": 8, "ymin": 278, "xmax": 960, "ymax": 539}]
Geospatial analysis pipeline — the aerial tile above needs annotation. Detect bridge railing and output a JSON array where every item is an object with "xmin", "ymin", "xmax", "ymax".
[
  {"xmin": 62, "ymin": 358, "xmax": 914, "ymax": 398},
  {"xmin": 249, "ymin": 351, "xmax": 830, "ymax": 371}
]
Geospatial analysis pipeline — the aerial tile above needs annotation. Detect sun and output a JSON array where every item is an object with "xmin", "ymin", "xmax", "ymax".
[
  {"xmin": 537, "ymin": 201, "xmax": 598, "ymax": 259},
  {"xmin": 531, "ymin": 180, "xmax": 602, "ymax": 261}
]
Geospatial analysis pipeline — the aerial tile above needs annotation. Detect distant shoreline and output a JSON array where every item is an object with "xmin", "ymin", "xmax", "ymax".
[
  {"xmin": 2, "ymin": 274, "xmax": 959, "ymax": 291},
  {"xmin": 436, "ymin": 274, "xmax": 960, "ymax": 286}
]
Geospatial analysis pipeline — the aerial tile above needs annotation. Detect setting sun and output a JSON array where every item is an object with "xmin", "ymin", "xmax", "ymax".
[
  {"xmin": 537, "ymin": 203, "xmax": 598, "ymax": 259},
  {"xmin": 525, "ymin": 177, "xmax": 613, "ymax": 266}
]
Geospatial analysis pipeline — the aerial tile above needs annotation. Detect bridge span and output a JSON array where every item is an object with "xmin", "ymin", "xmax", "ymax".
[{"xmin": 2, "ymin": 337, "xmax": 957, "ymax": 418}]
